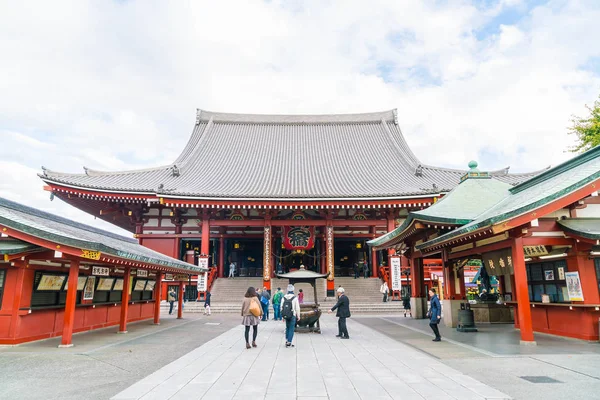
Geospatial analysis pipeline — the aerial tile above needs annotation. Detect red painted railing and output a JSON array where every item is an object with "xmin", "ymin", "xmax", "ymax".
[
  {"xmin": 379, "ymin": 266, "xmax": 391, "ymax": 288},
  {"xmin": 207, "ymin": 267, "xmax": 217, "ymax": 291},
  {"xmin": 197, "ymin": 267, "xmax": 217, "ymax": 300}
]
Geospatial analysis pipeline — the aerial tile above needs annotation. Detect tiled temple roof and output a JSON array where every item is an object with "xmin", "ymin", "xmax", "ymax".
[
  {"xmin": 39, "ymin": 109, "xmax": 545, "ymax": 201},
  {"xmin": 416, "ymin": 146, "xmax": 600, "ymax": 251},
  {"xmin": 0, "ymin": 197, "xmax": 204, "ymax": 273}
]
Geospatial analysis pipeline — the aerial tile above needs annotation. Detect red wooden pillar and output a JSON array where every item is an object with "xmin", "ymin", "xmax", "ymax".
[
  {"xmin": 218, "ymin": 236, "xmax": 225, "ymax": 278},
  {"xmin": 511, "ymin": 237, "xmax": 535, "ymax": 344},
  {"xmin": 410, "ymin": 257, "xmax": 423, "ymax": 298},
  {"xmin": 320, "ymin": 238, "xmax": 327, "ymax": 274},
  {"xmin": 568, "ymin": 242, "xmax": 600, "ymax": 304},
  {"xmin": 386, "ymin": 214, "xmax": 396, "ymax": 264},
  {"xmin": 326, "ymin": 224, "xmax": 335, "ymax": 296},
  {"xmin": 370, "ymin": 226, "xmax": 378, "ymax": 278},
  {"xmin": 59, "ymin": 259, "xmax": 80, "ymax": 347},
  {"xmin": 8, "ymin": 262, "xmax": 27, "ymax": 340},
  {"xmin": 263, "ymin": 224, "xmax": 272, "ymax": 290},
  {"xmin": 119, "ymin": 267, "xmax": 131, "ymax": 333},
  {"xmin": 442, "ymin": 250, "xmax": 456, "ymax": 299},
  {"xmin": 154, "ymin": 272, "xmax": 163, "ymax": 325},
  {"xmin": 177, "ymin": 281, "xmax": 184, "ymax": 319},
  {"xmin": 201, "ymin": 218, "xmax": 210, "ymax": 255}
]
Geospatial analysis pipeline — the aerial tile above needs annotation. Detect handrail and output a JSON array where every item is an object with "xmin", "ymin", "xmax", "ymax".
[
  {"xmin": 379, "ymin": 266, "xmax": 391, "ymax": 289},
  {"xmin": 196, "ymin": 267, "xmax": 218, "ymax": 300},
  {"xmin": 207, "ymin": 267, "xmax": 217, "ymax": 291}
]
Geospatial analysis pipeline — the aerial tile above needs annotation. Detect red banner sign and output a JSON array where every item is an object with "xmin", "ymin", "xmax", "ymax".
[{"xmin": 283, "ymin": 226, "xmax": 315, "ymax": 250}]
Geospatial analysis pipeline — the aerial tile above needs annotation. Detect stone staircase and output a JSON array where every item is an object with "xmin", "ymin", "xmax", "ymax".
[{"xmin": 161, "ymin": 276, "xmax": 405, "ymax": 314}]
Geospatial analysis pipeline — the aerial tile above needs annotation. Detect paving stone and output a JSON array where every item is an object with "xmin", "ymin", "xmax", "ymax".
[{"xmin": 111, "ymin": 316, "xmax": 511, "ymax": 400}]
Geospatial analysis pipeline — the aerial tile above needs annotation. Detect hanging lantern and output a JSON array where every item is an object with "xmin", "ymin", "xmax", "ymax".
[
  {"xmin": 234, "ymin": 242, "xmax": 240, "ymax": 249},
  {"xmin": 356, "ymin": 242, "xmax": 362, "ymax": 249}
]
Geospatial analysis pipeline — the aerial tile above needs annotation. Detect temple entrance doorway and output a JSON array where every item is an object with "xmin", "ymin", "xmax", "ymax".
[
  {"xmin": 226, "ymin": 239, "xmax": 264, "ymax": 278},
  {"xmin": 334, "ymin": 239, "xmax": 368, "ymax": 277}
]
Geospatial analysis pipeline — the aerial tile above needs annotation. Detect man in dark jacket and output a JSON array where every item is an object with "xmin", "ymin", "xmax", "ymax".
[
  {"xmin": 329, "ymin": 287, "xmax": 350, "ymax": 339},
  {"xmin": 428, "ymin": 288, "xmax": 442, "ymax": 341}
]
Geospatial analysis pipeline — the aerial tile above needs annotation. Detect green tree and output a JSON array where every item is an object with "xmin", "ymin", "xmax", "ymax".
[{"xmin": 568, "ymin": 95, "xmax": 600, "ymax": 153}]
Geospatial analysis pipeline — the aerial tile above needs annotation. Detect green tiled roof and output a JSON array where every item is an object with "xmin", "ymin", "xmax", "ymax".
[
  {"xmin": 557, "ymin": 218, "xmax": 600, "ymax": 240},
  {"xmin": 368, "ymin": 172, "xmax": 511, "ymax": 249},
  {"xmin": 0, "ymin": 239, "xmax": 43, "ymax": 255},
  {"xmin": 0, "ymin": 197, "xmax": 204, "ymax": 273},
  {"xmin": 417, "ymin": 146, "xmax": 600, "ymax": 251}
]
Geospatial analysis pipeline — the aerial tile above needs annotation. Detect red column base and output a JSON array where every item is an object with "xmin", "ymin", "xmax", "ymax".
[{"xmin": 327, "ymin": 280, "xmax": 335, "ymax": 297}]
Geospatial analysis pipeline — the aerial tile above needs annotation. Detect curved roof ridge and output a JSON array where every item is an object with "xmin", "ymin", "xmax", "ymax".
[
  {"xmin": 490, "ymin": 165, "xmax": 551, "ymax": 176},
  {"xmin": 176, "ymin": 117, "xmax": 214, "ymax": 167},
  {"xmin": 0, "ymin": 196, "xmax": 138, "ymax": 243},
  {"xmin": 196, "ymin": 108, "xmax": 397, "ymax": 124},
  {"xmin": 42, "ymin": 164, "xmax": 174, "ymax": 179}
]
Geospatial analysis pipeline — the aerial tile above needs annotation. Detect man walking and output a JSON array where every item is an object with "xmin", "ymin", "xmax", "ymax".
[
  {"xmin": 428, "ymin": 288, "xmax": 442, "ymax": 341},
  {"xmin": 281, "ymin": 284, "xmax": 301, "ymax": 347},
  {"xmin": 363, "ymin": 261, "xmax": 369, "ymax": 278},
  {"xmin": 168, "ymin": 288, "xmax": 176, "ymax": 315},
  {"xmin": 228, "ymin": 262, "xmax": 236, "ymax": 278},
  {"xmin": 329, "ymin": 287, "xmax": 350, "ymax": 339},
  {"xmin": 353, "ymin": 262, "xmax": 359, "ymax": 279},
  {"xmin": 272, "ymin": 287, "xmax": 283, "ymax": 321}
]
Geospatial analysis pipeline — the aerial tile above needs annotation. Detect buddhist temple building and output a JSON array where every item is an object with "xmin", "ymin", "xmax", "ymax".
[
  {"xmin": 38, "ymin": 109, "xmax": 541, "ymax": 298},
  {"xmin": 0, "ymin": 197, "xmax": 204, "ymax": 345},
  {"xmin": 369, "ymin": 146, "xmax": 600, "ymax": 342}
]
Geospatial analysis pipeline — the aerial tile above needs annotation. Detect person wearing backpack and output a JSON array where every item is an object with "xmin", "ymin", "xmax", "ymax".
[
  {"xmin": 260, "ymin": 286, "xmax": 271, "ymax": 321},
  {"xmin": 329, "ymin": 287, "xmax": 350, "ymax": 339},
  {"xmin": 280, "ymin": 284, "xmax": 301, "ymax": 347},
  {"xmin": 272, "ymin": 288, "xmax": 283, "ymax": 321}
]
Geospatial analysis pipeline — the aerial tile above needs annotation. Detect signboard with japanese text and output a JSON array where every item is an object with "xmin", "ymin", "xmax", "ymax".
[
  {"xmin": 565, "ymin": 271, "xmax": 584, "ymax": 301},
  {"xmin": 165, "ymin": 274, "xmax": 174, "ymax": 280},
  {"xmin": 390, "ymin": 256, "xmax": 401, "ymax": 291},
  {"xmin": 92, "ymin": 266, "xmax": 110, "ymax": 276},
  {"xmin": 198, "ymin": 256, "xmax": 209, "ymax": 270},
  {"xmin": 137, "ymin": 269, "xmax": 148, "ymax": 278},
  {"xmin": 198, "ymin": 272, "xmax": 208, "ymax": 292},
  {"xmin": 523, "ymin": 245, "xmax": 549, "ymax": 257}
]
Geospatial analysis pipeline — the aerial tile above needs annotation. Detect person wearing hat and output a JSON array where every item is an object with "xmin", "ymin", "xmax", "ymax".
[
  {"xmin": 329, "ymin": 287, "xmax": 351, "ymax": 339},
  {"xmin": 280, "ymin": 284, "xmax": 301, "ymax": 347}
]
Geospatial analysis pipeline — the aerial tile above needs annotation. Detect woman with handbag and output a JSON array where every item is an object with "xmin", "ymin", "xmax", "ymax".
[{"xmin": 241, "ymin": 287, "xmax": 263, "ymax": 349}]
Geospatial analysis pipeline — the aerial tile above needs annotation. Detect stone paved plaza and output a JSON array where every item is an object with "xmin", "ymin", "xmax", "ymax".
[
  {"xmin": 112, "ymin": 315, "xmax": 510, "ymax": 400},
  {"xmin": 3, "ymin": 312, "xmax": 600, "ymax": 400}
]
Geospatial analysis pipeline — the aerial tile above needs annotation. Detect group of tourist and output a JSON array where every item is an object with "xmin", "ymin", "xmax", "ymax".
[
  {"xmin": 241, "ymin": 285, "xmax": 351, "ymax": 348},
  {"xmin": 353, "ymin": 262, "xmax": 370, "ymax": 279}
]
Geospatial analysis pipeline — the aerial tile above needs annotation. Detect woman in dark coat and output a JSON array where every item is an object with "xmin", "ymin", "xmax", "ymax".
[{"xmin": 428, "ymin": 288, "xmax": 442, "ymax": 341}]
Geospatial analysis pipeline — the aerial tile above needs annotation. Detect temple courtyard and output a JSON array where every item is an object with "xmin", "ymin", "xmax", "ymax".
[{"xmin": 1, "ymin": 312, "xmax": 600, "ymax": 400}]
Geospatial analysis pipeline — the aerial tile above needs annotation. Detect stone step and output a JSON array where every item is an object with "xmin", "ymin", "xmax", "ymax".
[{"xmin": 160, "ymin": 301, "xmax": 404, "ymax": 314}]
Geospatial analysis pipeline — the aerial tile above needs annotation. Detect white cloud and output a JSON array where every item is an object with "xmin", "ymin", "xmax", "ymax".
[{"xmin": 0, "ymin": 0, "xmax": 599, "ymax": 233}]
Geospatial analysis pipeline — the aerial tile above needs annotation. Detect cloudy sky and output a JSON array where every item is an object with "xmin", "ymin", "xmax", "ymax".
[{"xmin": 1, "ymin": 0, "xmax": 599, "ymax": 235}]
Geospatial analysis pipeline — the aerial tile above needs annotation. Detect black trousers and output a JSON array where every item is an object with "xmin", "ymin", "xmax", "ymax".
[
  {"xmin": 338, "ymin": 317, "xmax": 349, "ymax": 338},
  {"xmin": 429, "ymin": 322, "xmax": 441, "ymax": 339},
  {"xmin": 244, "ymin": 325, "xmax": 258, "ymax": 343}
]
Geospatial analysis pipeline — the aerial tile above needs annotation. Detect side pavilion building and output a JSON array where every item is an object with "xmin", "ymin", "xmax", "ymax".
[
  {"xmin": 369, "ymin": 146, "xmax": 600, "ymax": 342},
  {"xmin": 39, "ymin": 109, "xmax": 540, "ymax": 297},
  {"xmin": 0, "ymin": 197, "xmax": 204, "ymax": 346}
]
